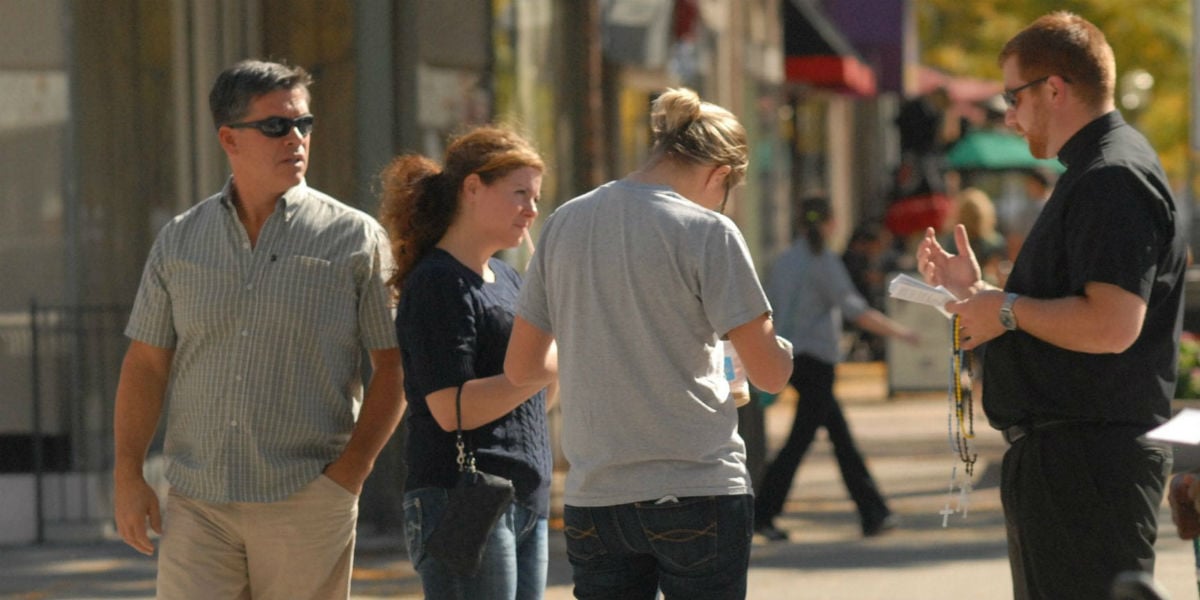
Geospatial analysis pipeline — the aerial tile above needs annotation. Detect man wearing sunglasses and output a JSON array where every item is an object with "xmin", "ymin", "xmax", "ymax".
[
  {"xmin": 112, "ymin": 59, "xmax": 403, "ymax": 598},
  {"xmin": 917, "ymin": 12, "xmax": 1185, "ymax": 599}
]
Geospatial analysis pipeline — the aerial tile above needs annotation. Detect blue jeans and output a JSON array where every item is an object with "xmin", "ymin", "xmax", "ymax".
[
  {"xmin": 563, "ymin": 494, "xmax": 753, "ymax": 600},
  {"xmin": 403, "ymin": 487, "xmax": 548, "ymax": 600}
]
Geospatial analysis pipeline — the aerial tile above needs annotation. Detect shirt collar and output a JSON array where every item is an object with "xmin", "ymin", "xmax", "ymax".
[
  {"xmin": 218, "ymin": 177, "xmax": 308, "ymax": 223},
  {"xmin": 1057, "ymin": 111, "xmax": 1125, "ymax": 168}
]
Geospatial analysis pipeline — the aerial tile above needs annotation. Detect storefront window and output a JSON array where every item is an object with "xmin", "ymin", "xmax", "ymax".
[
  {"xmin": 0, "ymin": 3, "xmax": 69, "ymax": 311},
  {"xmin": 790, "ymin": 94, "xmax": 829, "ymax": 205}
]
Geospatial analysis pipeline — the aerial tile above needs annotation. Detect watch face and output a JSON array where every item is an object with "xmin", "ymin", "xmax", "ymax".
[
  {"xmin": 1000, "ymin": 310, "xmax": 1017, "ymax": 330},
  {"xmin": 1000, "ymin": 294, "xmax": 1018, "ymax": 330}
]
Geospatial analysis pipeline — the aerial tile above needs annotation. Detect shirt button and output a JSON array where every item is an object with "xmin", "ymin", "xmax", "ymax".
[
  {"xmin": 245, "ymin": 284, "xmax": 253, "ymax": 291},
  {"xmin": 235, "ymin": 375, "xmax": 243, "ymax": 382},
  {"xmin": 242, "ymin": 242, "xmax": 250, "ymax": 250},
  {"xmin": 230, "ymin": 420, "xmax": 238, "ymax": 427},
  {"xmin": 241, "ymin": 330, "xmax": 249, "ymax": 336}
]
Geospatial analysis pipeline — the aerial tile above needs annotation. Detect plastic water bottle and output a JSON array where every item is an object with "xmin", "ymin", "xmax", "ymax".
[{"xmin": 722, "ymin": 340, "xmax": 749, "ymax": 407}]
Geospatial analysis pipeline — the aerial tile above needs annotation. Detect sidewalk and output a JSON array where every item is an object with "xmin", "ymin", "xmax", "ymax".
[{"xmin": 3, "ymin": 362, "xmax": 1197, "ymax": 599}]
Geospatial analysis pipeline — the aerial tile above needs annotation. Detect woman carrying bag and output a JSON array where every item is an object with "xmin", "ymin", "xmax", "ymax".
[{"xmin": 379, "ymin": 126, "xmax": 555, "ymax": 599}]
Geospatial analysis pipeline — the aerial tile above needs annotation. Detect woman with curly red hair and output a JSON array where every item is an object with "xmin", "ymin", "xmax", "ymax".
[{"xmin": 379, "ymin": 125, "xmax": 554, "ymax": 599}]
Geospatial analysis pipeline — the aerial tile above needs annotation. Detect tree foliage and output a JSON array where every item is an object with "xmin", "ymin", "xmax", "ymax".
[{"xmin": 918, "ymin": 0, "xmax": 1192, "ymax": 186}]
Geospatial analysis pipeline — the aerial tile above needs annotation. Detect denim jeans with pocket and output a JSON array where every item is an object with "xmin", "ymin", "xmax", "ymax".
[
  {"xmin": 562, "ymin": 494, "xmax": 753, "ymax": 600},
  {"xmin": 403, "ymin": 487, "xmax": 548, "ymax": 600}
]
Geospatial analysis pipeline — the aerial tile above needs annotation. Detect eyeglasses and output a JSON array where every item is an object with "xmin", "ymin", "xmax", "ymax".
[
  {"xmin": 226, "ymin": 115, "xmax": 315, "ymax": 138},
  {"xmin": 1002, "ymin": 76, "xmax": 1050, "ymax": 109}
]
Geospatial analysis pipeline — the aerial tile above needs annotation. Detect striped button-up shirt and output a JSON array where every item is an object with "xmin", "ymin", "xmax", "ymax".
[{"xmin": 126, "ymin": 179, "xmax": 397, "ymax": 503}]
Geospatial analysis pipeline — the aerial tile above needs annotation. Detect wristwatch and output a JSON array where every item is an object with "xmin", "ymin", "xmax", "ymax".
[{"xmin": 999, "ymin": 293, "xmax": 1020, "ymax": 331}]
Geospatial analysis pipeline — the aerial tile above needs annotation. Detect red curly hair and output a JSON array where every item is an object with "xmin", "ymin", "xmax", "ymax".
[{"xmin": 377, "ymin": 126, "xmax": 544, "ymax": 295}]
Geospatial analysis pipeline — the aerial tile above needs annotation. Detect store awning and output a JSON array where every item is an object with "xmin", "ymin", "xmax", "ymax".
[
  {"xmin": 945, "ymin": 130, "xmax": 1066, "ymax": 173},
  {"xmin": 783, "ymin": 0, "xmax": 876, "ymax": 96}
]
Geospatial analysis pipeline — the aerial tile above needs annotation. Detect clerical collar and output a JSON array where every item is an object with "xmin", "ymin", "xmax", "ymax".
[{"xmin": 1057, "ymin": 111, "xmax": 1125, "ymax": 168}]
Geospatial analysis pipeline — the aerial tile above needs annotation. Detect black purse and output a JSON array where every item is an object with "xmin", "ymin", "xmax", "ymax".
[{"xmin": 424, "ymin": 383, "xmax": 515, "ymax": 577}]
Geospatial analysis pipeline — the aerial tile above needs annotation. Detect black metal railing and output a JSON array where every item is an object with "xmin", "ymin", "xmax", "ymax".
[{"xmin": 23, "ymin": 301, "xmax": 129, "ymax": 542}]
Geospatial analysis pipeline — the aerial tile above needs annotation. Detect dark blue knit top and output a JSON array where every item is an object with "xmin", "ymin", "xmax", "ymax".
[{"xmin": 396, "ymin": 249, "xmax": 551, "ymax": 516}]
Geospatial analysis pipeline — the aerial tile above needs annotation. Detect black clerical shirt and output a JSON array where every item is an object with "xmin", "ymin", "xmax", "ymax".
[{"xmin": 982, "ymin": 111, "xmax": 1187, "ymax": 430}]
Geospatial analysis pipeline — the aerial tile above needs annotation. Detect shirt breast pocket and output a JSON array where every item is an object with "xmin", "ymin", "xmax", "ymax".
[{"xmin": 263, "ymin": 255, "xmax": 355, "ymax": 339}]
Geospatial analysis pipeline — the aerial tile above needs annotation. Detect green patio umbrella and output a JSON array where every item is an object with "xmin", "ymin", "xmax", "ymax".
[{"xmin": 945, "ymin": 130, "xmax": 1065, "ymax": 173}]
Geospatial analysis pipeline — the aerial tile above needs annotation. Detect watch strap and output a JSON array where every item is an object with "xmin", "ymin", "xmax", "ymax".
[{"xmin": 1000, "ymin": 292, "xmax": 1020, "ymax": 331}]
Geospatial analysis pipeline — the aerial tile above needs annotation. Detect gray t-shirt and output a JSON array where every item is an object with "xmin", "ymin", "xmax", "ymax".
[
  {"xmin": 517, "ymin": 179, "xmax": 771, "ymax": 506},
  {"xmin": 765, "ymin": 240, "xmax": 869, "ymax": 365}
]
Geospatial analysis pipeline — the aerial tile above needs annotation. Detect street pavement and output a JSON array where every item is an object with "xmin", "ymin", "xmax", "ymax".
[{"xmin": 3, "ymin": 362, "xmax": 1198, "ymax": 599}]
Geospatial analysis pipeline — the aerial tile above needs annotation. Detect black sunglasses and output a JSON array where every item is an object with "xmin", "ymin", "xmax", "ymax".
[
  {"xmin": 1002, "ymin": 76, "xmax": 1050, "ymax": 109},
  {"xmin": 226, "ymin": 115, "xmax": 315, "ymax": 138}
]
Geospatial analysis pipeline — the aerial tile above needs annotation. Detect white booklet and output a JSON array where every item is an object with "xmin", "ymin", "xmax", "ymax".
[
  {"xmin": 1147, "ymin": 408, "xmax": 1200, "ymax": 471},
  {"xmin": 1147, "ymin": 408, "xmax": 1200, "ymax": 446},
  {"xmin": 888, "ymin": 273, "xmax": 958, "ymax": 318}
]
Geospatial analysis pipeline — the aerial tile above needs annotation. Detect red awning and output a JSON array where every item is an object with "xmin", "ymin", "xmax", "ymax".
[
  {"xmin": 783, "ymin": 0, "xmax": 876, "ymax": 96},
  {"xmin": 785, "ymin": 55, "xmax": 876, "ymax": 96}
]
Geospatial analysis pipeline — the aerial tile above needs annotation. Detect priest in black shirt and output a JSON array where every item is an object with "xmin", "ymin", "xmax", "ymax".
[{"xmin": 916, "ymin": 12, "xmax": 1187, "ymax": 600}]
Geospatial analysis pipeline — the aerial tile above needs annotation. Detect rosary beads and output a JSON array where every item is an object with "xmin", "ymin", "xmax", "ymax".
[{"xmin": 942, "ymin": 314, "xmax": 977, "ymax": 526}]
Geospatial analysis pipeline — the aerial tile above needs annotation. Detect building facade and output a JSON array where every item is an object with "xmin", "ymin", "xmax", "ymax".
[{"xmin": 0, "ymin": 0, "xmax": 823, "ymax": 544}]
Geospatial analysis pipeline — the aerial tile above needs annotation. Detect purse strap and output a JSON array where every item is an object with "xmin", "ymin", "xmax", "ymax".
[{"xmin": 453, "ymin": 383, "xmax": 477, "ymax": 474}]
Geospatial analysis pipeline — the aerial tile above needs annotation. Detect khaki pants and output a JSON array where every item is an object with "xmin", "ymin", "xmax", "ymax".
[{"xmin": 156, "ymin": 475, "xmax": 359, "ymax": 600}]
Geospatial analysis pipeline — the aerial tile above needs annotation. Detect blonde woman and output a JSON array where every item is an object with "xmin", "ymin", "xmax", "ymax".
[
  {"xmin": 955, "ymin": 187, "xmax": 1008, "ymax": 285},
  {"xmin": 506, "ymin": 88, "xmax": 793, "ymax": 599}
]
